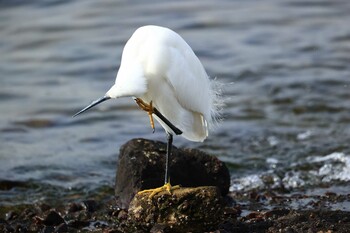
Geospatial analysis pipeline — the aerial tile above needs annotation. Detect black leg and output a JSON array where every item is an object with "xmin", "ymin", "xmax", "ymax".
[
  {"xmin": 153, "ymin": 108, "xmax": 182, "ymax": 135},
  {"xmin": 164, "ymin": 132, "xmax": 173, "ymax": 184}
]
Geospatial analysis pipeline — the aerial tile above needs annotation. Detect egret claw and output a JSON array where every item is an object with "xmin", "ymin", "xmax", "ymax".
[
  {"xmin": 138, "ymin": 182, "xmax": 180, "ymax": 199},
  {"xmin": 148, "ymin": 101, "xmax": 155, "ymax": 133},
  {"xmin": 135, "ymin": 98, "xmax": 155, "ymax": 133}
]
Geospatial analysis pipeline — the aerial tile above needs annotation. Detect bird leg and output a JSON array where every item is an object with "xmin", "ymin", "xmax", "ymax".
[
  {"xmin": 164, "ymin": 133, "xmax": 172, "ymax": 184},
  {"xmin": 133, "ymin": 98, "xmax": 183, "ymax": 135},
  {"xmin": 134, "ymin": 98, "xmax": 155, "ymax": 133},
  {"xmin": 137, "ymin": 134, "xmax": 180, "ymax": 199}
]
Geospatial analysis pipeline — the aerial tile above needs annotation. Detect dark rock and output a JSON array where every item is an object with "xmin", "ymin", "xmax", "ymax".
[
  {"xmin": 115, "ymin": 138, "xmax": 230, "ymax": 208},
  {"xmin": 0, "ymin": 218, "xmax": 7, "ymax": 224},
  {"xmin": 42, "ymin": 211, "xmax": 65, "ymax": 226},
  {"xmin": 117, "ymin": 209, "xmax": 128, "ymax": 221},
  {"xmin": 0, "ymin": 180, "xmax": 28, "ymax": 190},
  {"xmin": 13, "ymin": 223, "xmax": 26, "ymax": 232},
  {"xmin": 37, "ymin": 203, "xmax": 51, "ymax": 212},
  {"xmin": 20, "ymin": 208, "xmax": 36, "ymax": 220},
  {"xmin": 223, "ymin": 207, "xmax": 240, "ymax": 218},
  {"xmin": 5, "ymin": 224, "xmax": 14, "ymax": 232},
  {"xmin": 264, "ymin": 209, "xmax": 290, "ymax": 218},
  {"xmin": 150, "ymin": 223, "xmax": 169, "ymax": 233},
  {"xmin": 82, "ymin": 199, "xmax": 99, "ymax": 212},
  {"xmin": 54, "ymin": 223, "xmax": 68, "ymax": 233},
  {"xmin": 217, "ymin": 220, "xmax": 243, "ymax": 233},
  {"xmin": 128, "ymin": 186, "xmax": 224, "ymax": 233},
  {"xmin": 104, "ymin": 229, "xmax": 124, "ymax": 233},
  {"xmin": 66, "ymin": 202, "xmax": 83, "ymax": 213},
  {"xmin": 41, "ymin": 225, "xmax": 55, "ymax": 233},
  {"xmin": 5, "ymin": 211, "xmax": 18, "ymax": 221},
  {"xmin": 66, "ymin": 220, "xmax": 89, "ymax": 229}
]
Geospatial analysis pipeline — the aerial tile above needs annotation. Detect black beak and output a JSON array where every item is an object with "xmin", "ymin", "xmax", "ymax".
[{"xmin": 73, "ymin": 96, "xmax": 111, "ymax": 117}]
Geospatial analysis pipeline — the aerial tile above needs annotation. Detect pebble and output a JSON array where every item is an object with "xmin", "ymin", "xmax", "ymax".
[
  {"xmin": 43, "ymin": 211, "xmax": 65, "ymax": 226},
  {"xmin": 82, "ymin": 199, "xmax": 99, "ymax": 213}
]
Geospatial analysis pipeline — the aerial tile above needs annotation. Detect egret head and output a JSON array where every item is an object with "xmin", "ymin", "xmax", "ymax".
[{"xmin": 73, "ymin": 96, "xmax": 111, "ymax": 117}]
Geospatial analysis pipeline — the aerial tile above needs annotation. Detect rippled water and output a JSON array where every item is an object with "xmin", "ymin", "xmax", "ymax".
[{"xmin": 1, "ymin": 0, "xmax": 350, "ymax": 205}]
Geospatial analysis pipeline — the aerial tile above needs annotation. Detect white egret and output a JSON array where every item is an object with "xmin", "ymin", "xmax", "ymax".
[{"xmin": 74, "ymin": 25, "xmax": 221, "ymax": 197}]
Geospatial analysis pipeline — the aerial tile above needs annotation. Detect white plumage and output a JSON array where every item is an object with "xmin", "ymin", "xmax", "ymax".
[
  {"xmin": 106, "ymin": 25, "xmax": 218, "ymax": 142},
  {"xmin": 74, "ymin": 25, "xmax": 221, "ymax": 192}
]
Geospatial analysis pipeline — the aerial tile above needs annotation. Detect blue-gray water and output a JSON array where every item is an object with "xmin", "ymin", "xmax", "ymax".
[{"xmin": 1, "ymin": 0, "xmax": 350, "ymax": 207}]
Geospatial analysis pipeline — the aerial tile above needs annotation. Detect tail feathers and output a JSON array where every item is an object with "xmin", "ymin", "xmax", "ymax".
[
  {"xmin": 181, "ymin": 112, "xmax": 208, "ymax": 142},
  {"xmin": 208, "ymin": 77, "xmax": 225, "ymax": 129}
]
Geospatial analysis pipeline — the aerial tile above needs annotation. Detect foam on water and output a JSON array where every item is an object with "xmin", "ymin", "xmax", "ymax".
[
  {"xmin": 230, "ymin": 152, "xmax": 350, "ymax": 191},
  {"xmin": 309, "ymin": 152, "xmax": 350, "ymax": 182}
]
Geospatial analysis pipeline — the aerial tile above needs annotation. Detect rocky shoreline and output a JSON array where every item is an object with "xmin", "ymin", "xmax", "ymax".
[
  {"xmin": 1, "ymin": 139, "xmax": 349, "ymax": 232},
  {"xmin": 1, "ymin": 189, "xmax": 349, "ymax": 232}
]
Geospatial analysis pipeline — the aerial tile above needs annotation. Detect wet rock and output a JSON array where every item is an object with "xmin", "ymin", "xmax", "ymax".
[
  {"xmin": 66, "ymin": 219, "xmax": 89, "ymax": 229},
  {"xmin": 0, "ymin": 180, "xmax": 28, "ymax": 190},
  {"xmin": 54, "ymin": 223, "xmax": 68, "ymax": 233},
  {"xmin": 2, "ymin": 190, "xmax": 350, "ymax": 232},
  {"xmin": 267, "ymin": 210, "xmax": 350, "ymax": 233},
  {"xmin": 0, "ymin": 218, "xmax": 7, "ymax": 224},
  {"xmin": 5, "ymin": 211, "xmax": 18, "ymax": 221},
  {"xmin": 66, "ymin": 202, "xmax": 83, "ymax": 213},
  {"xmin": 150, "ymin": 223, "xmax": 169, "ymax": 233},
  {"xmin": 5, "ymin": 224, "xmax": 14, "ymax": 232},
  {"xmin": 128, "ymin": 186, "xmax": 224, "ymax": 233},
  {"xmin": 37, "ymin": 203, "xmax": 51, "ymax": 213},
  {"xmin": 223, "ymin": 207, "xmax": 241, "ymax": 218},
  {"xmin": 19, "ymin": 208, "xmax": 36, "ymax": 221},
  {"xmin": 115, "ymin": 138, "xmax": 230, "ymax": 208},
  {"xmin": 42, "ymin": 211, "xmax": 64, "ymax": 226},
  {"xmin": 264, "ymin": 209, "xmax": 290, "ymax": 218},
  {"xmin": 117, "ymin": 209, "xmax": 128, "ymax": 221},
  {"xmin": 41, "ymin": 225, "xmax": 55, "ymax": 233},
  {"xmin": 82, "ymin": 199, "xmax": 99, "ymax": 212}
]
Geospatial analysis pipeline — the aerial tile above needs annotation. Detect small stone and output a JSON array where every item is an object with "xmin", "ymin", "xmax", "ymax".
[
  {"xmin": 0, "ymin": 180, "xmax": 28, "ymax": 190},
  {"xmin": 117, "ymin": 209, "xmax": 128, "ymax": 221},
  {"xmin": 14, "ymin": 223, "xmax": 25, "ymax": 232},
  {"xmin": 264, "ymin": 209, "xmax": 290, "ymax": 218},
  {"xmin": 43, "ymin": 211, "xmax": 65, "ymax": 226},
  {"xmin": 5, "ymin": 211, "xmax": 18, "ymax": 221},
  {"xmin": 41, "ymin": 225, "xmax": 55, "ymax": 233},
  {"xmin": 20, "ymin": 208, "xmax": 36, "ymax": 220},
  {"xmin": 150, "ymin": 223, "xmax": 168, "ymax": 233},
  {"xmin": 0, "ymin": 218, "xmax": 7, "ymax": 224},
  {"xmin": 128, "ymin": 186, "xmax": 224, "ymax": 232},
  {"xmin": 37, "ymin": 203, "xmax": 51, "ymax": 212},
  {"xmin": 284, "ymin": 226, "xmax": 294, "ymax": 233},
  {"xmin": 82, "ymin": 199, "xmax": 99, "ymax": 212},
  {"xmin": 115, "ymin": 138, "xmax": 230, "ymax": 208},
  {"xmin": 66, "ymin": 202, "xmax": 83, "ymax": 213},
  {"xmin": 223, "ymin": 207, "xmax": 240, "ymax": 218},
  {"xmin": 246, "ymin": 212, "xmax": 263, "ymax": 220},
  {"xmin": 66, "ymin": 220, "xmax": 89, "ymax": 229},
  {"xmin": 5, "ymin": 225, "xmax": 14, "ymax": 232},
  {"xmin": 54, "ymin": 223, "xmax": 68, "ymax": 233}
]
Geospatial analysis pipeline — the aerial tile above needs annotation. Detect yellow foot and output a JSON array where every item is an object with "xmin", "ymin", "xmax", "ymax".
[
  {"xmin": 138, "ymin": 182, "xmax": 180, "ymax": 198},
  {"xmin": 135, "ymin": 98, "xmax": 155, "ymax": 133}
]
